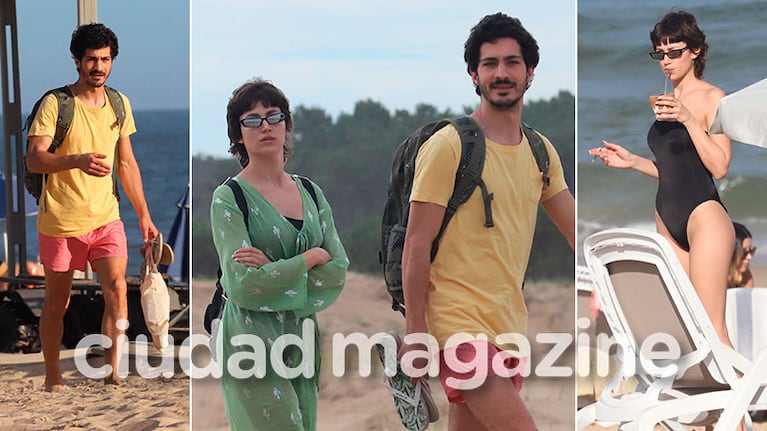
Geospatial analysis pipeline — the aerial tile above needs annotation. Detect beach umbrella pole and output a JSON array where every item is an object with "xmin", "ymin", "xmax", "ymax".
[{"xmin": 0, "ymin": 0, "xmax": 31, "ymax": 275}]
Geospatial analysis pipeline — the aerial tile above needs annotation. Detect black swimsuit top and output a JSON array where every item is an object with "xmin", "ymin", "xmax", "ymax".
[{"xmin": 285, "ymin": 216, "xmax": 303, "ymax": 230}]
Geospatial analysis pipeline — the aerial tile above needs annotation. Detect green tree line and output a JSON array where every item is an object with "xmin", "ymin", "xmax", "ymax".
[{"xmin": 192, "ymin": 91, "xmax": 575, "ymax": 281}]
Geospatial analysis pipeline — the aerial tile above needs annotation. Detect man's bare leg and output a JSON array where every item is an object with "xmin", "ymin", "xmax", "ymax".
[
  {"xmin": 449, "ymin": 375, "xmax": 537, "ymax": 431},
  {"xmin": 39, "ymin": 268, "xmax": 74, "ymax": 391},
  {"xmin": 448, "ymin": 403, "xmax": 491, "ymax": 431},
  {"xmin": 92, "ymin": 257, "xmax": 128, "ymax": 385}
]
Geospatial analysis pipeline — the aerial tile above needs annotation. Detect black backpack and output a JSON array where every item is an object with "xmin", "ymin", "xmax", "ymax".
[
  {"xmin": 380, "ymin": 116, "xmax": 550, "ymax": 316},
  {"xmin": 203, "ymin": 175, "xmax": 319, "ymax": 334},
  {"xmin": 23, "ymin": 85, "xmax": 126, "ymax": 204}
]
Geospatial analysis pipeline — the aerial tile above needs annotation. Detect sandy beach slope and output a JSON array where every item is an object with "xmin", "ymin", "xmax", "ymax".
[
  {"xmin": 191, "ymin": 271, "xmax": 575, "ymax": 431},
  {"xmin": 0, "ymin": 346, "xmax": 189, "ymax": 431}
]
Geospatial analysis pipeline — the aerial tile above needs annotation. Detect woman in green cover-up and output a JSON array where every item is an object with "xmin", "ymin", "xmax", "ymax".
[{"xmin": 210, "ymin": 79, "xmax": 348, "ymax": 431}]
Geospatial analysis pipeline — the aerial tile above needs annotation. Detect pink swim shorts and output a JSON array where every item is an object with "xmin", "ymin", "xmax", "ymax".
[
  {"xmin": 438, "ymin": 339, "xmax": 524, "ymax": 403},
  {"xmin": 38, "ymin": 220, "xmax": 128, "ymax": 272}
]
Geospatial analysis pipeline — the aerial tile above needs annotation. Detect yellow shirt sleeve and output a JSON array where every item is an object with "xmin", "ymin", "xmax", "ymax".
[
  {"xmin": 27, "ymin": 93, "xmax": 59, "ymax": 138},
  {"xmin": 410, "ymin": 125, "xmax": 461, "ymax": 207},
  {"xmin": 117, "ymin": 91, "xmax": 137, "ymax": 137}
]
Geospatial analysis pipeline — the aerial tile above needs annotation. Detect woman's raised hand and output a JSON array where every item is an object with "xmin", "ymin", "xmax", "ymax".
[
  {"xmin": 588, "ymin": 141, "xmax": 636, "ymax": 169},
  {"xmin": 654, "ymin": 93, "xmax": 693, "ymax": 124}
]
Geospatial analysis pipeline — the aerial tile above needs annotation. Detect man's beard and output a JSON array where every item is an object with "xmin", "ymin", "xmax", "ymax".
[
  {"xmin": 481, "ymin": 79, "xmax": 524, "ymax": 110},
  {"xmin": 85, "ymin": 72, "xmax": 108, "ymax": 88},
  {"xmin": 488, "ymin": 94, "xmax": 522, "ymax": 110}
]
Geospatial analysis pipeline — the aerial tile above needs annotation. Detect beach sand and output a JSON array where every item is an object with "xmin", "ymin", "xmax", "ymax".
[
  {"xmin": 191, "ymin": 271, "xmax": 575, "ymax": 431},
  {"xmin": 750, "ymin": 265, "xmax": 767, "ymax": 290},
  {"xmin": 3, "ymin": 264, "xmax": 763, "ymax": 430},
  {"xmin": 0, "ymin": 347, "xmax": 189, "ymax": 431}
]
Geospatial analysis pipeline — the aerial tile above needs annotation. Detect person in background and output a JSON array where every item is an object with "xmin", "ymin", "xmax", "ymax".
[
  {"xmin": 729, "ymin": 222, "xmax": 756, "ymax": 288},
  {"xmin": 0, "ymin": 259, "xmax": 44, "ymax": 291}
]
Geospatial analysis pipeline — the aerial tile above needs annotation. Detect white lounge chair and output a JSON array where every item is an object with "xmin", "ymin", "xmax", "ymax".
[
  {"xmin": 578, "ymin": 228, "xmax": 767, "ymax": 431},
  {"xmin": 726, "ymin": 287, "xmax": 767, "ymax": 362}
]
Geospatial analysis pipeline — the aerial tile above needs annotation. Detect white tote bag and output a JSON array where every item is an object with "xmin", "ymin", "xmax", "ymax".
[{"xmin": 140, "ymin": 237, "xmax": 171, "ymax": 350}]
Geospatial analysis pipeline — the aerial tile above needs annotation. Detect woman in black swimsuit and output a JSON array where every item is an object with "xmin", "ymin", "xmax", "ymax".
[{"xmin": 589, "ymin": 11, "xmax": 735, "ymax": 346}]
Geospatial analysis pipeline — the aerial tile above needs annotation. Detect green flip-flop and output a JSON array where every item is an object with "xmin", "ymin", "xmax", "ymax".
[{"xmin": 376, "ymin": 331, "xmax": 439, "ymax": 430}]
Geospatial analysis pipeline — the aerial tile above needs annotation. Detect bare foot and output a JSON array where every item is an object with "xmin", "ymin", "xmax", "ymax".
[
  {"xmin": 44, "ymin": 381, "xmax": 68, "ymax": 392},
  {"xmin": 104, "ymin": 376, "xmax": 125, "ymax": 386}
]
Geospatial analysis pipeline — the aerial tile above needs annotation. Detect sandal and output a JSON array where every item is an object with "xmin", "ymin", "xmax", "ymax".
[
  {"xmin": 141, "ymin": 233, "xmax": 175, "ymax": 270},
  {"xmin": 376, "ymin": 331, "xmax": 439, "ymax": 430}
]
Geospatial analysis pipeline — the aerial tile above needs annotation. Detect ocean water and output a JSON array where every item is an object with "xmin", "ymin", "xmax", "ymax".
[
  {"xmin": 578, "ymin": 0, "xmax": 767, "ymax": 266},
  {"xmin": 6, "ymin": 109, "xmax": 189, "ymax": 275}
]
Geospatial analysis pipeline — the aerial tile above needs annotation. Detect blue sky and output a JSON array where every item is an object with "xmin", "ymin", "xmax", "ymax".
[
  {"xmin": 13, "ymin": 1, "xmax": 189, "ymax": 113},
  {"xmin": 191, "ymin": 0, "xmax": 577, "ymax": 157}
]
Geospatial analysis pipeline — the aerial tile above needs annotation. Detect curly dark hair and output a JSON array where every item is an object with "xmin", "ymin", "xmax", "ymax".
[
  {"xmin": 650, "ymin": 10, "xmax": 708, "ymax": 78},
  {"xmin": 226, "ymin": 79, "xmax": 294, "ymax": 167},
  {"xmin": 70, "ymin": 23, "xmax": 119, "ymax": 60},
  {"xmin": 464, "ymin": 12, "xmax": 539, "ymax": 95}
]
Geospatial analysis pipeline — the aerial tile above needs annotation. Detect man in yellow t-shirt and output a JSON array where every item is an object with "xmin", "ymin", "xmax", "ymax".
[
  {"xmin": 26, "ymin": 23, "xmax": 158, "ymax": 392},
  {"xmin": 401, "ymin": 13, "xmax": 575, "ymax": 430}
]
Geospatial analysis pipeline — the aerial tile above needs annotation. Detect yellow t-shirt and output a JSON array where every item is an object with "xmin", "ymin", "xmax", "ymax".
[
  {"xmin": 28, "ymin": 88, "xmax": 137, "ymax": 237},
  {"xmin": 410, "ymin": 124, "xmax": 568, "ymax": 348}
]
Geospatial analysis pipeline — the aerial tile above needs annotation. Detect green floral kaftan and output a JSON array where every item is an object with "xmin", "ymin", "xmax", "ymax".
[{"xmin": 210, "ymin": 175, "xmax": 348, "ymax": 431}]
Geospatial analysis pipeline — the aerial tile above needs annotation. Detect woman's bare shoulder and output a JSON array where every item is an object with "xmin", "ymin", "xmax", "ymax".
[{"xmin": 700, "ymin": 81, "xmax": 726, "ymax": 103}]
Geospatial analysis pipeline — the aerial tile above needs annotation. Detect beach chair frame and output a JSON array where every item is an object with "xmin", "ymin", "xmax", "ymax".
[{"xmin": 579, "ymin": 228, "xmax": 767, "ymax": 431}]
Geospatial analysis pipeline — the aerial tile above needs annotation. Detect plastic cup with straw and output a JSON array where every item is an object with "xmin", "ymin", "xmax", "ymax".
[{"xmin": 649, "ymin": 73, "xmax": 671, "ymax": 113}]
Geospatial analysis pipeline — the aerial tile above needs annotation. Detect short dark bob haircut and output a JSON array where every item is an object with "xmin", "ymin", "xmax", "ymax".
[
  {"xmin": 226, "ymin": 79, "xmax": 294, "ymax": 167},
  {"xmin": 650, "ymin": 10, "xmax": 708, "ymax": 79}
]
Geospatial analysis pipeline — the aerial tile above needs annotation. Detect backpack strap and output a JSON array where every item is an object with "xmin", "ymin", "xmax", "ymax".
[
  {"xmin": 296, "ymin": 175, "xmax": 319, "ymax": 210},
  {"xmin": 26, "ymin": 85, "xmax": 120, "ymax": 148},
  {"xmin": 213, "ymin": 177, "xmax": 251, "ymax": 305},
  {"xmin": 26, "ymin": 86, "xmax": 75, "ymax": 211},
  {"xmin": 522, "ymin": 122, "xmax": 550, "ymax": 188},
  {"xmin": 430, "ymin": 116, "xmax": 489, "ymax": 260},
  {"xmin": 105, "ymin": 86, "xmax": 126, "ymax": 201},
  {"xmin": 225, "ymin": 175, "xmax": 319, "ymax": 228},
  {"xmin": 51, "ymin": 86, "xmax": 75, "ymax": 151},
  {"xmin": 224, "ymin": 177, "xmax": 250, "ymax": 231},
  {"xmin": 23, "ymin": 86, "xmax": 75, "ymax": 147},
  {"xmin": 105, "ymin": 86, "xmax": 126, "ymax": 129}
]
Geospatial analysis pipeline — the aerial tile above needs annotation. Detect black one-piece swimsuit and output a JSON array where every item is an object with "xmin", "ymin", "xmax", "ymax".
[{"xmin": 647, "ymin": 120, "xmax": 724, "ymax": 251}]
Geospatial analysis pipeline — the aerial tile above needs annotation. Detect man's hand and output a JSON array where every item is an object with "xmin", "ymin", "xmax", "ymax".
[
  {"xmin": 77, "ymin": 153, "xmax": 111, "ymax": 177},
  {"xmin": 139, "ymin": 215, "xmax": 158, "ymax": 243},
  {"xmin": 399, "ymin": 331, "xmax": 435, "ymax": 381}
]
